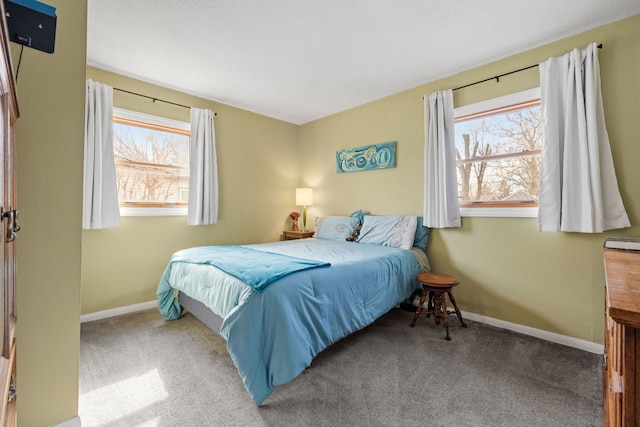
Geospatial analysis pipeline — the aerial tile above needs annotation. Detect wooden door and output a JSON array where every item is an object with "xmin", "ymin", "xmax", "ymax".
[{"xmin": 0, "ymin": 3, "xmax": 19, "ymax": 425}]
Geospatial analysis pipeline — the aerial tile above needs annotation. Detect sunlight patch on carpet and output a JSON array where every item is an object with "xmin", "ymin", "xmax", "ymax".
[{"xmin": 79, "ymin": 369, "xmax": 168, "ymax": 426}]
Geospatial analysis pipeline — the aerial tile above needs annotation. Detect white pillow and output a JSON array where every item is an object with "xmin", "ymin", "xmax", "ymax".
[
  {"xmin": 313, "ymin": 216, "xmax": 360, "ymax": 241},
  {"xmin": 357, "ymin": 215, "xmax": 418, "ymax": 250}
]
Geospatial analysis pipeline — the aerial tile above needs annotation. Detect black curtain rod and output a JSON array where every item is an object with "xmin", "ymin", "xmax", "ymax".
[
  {"xmin": 113, "ymin": 87, "xmax": 216, "ymax": 115},
  {"xmin": 452, "ymin": 43, "xmax": 603, "ymax": 92}
]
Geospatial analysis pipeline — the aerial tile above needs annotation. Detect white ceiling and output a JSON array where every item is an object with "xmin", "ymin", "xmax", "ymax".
[{"xmin": 86, "ymin": 1, "xmax": 640, "ymax": 125}]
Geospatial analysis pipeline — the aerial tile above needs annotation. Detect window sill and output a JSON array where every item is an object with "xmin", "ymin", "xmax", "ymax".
[
  {"xmin": 460, "ymin": 207, "xmax": 538, "ymax": 218},
  {"xmin": 120, "ymin": 207, "xmax": 188, "ymax": 217}
]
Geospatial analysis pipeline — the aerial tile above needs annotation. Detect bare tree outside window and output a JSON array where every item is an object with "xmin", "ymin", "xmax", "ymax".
[
  {"xmin": 455, "ymin": 102, "xmax": 542, "ymax": 207},
  {"xmin": 113, "ymin": 118, "xmax": 190, "ymax": 207}
]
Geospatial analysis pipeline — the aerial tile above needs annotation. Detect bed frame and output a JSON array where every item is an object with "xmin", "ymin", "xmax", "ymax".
[{"xmin": 178, "ymin": 292, "xmax": 224, "ymax": 335}]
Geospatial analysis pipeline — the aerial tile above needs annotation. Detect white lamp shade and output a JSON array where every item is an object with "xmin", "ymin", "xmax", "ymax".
[{"xmin": 295, "ymin": 187, "xmax": 314, "ymax": 206}]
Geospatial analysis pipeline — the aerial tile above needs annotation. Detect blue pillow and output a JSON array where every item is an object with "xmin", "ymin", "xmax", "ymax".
[
  {"xmin": 313, "ymin": 216, "xmax": 360, "ymax": 241},
  {"xmin": 350, "ymin": 209, "xmax": 364, "ymax": 224},
  {"xmin": 357, "ymin": 215, "xmax": 418, "ymax": 250},
  {"xmin": 413, "ymin": 216, "xmax": 430, "ymax": 251}
]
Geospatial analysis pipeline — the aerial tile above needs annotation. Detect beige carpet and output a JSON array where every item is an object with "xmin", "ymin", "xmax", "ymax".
[{"xmin": 79, "ymin": 308, "xmax": 602, "ymax": 426}]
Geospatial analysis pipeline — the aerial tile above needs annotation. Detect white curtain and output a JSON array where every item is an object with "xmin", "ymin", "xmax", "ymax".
[
  {"xmin": 187, "ymin": 108, "xmax": 218, "ymax": 225},
  {"xmin": 538, "ymin": 42, "xmax": 630, "ymax": 232},
  {"xmin": 423, "ymin": 89, "xmax": 461, "ymax": 228},
  {"xmin": 83, "ymin": 79, "xmax": 121, "ymax": 229}
]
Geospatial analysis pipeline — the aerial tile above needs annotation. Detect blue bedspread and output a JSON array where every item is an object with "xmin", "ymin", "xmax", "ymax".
[{"xmin": 157, "ymin": 239, "xmax": 422, "ymax": 405}]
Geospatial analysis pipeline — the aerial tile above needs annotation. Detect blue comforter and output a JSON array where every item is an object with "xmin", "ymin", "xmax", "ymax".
[{"xmin": 157, "ymin": 238, "xmax": 422, "ymax": 405}]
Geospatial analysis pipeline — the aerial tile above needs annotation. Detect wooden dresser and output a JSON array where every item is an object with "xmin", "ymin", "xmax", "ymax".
[{"xmin": 603, "ymin": 241, "xmax": 640, "ymax": 427}]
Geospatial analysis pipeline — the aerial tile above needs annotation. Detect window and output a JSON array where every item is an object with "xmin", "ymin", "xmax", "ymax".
[
  {"xmin": 112, "ymin": 108, "xmax": 190, "ymax": 216},
  {"xmin": 454, "ymin": 88, "xmax": 541, "ymax": 218}
]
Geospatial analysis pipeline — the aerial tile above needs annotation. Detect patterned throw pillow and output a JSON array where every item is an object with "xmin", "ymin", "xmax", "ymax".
[{"xmin": 345, "ymin": 225, "xmax": 362, "ymax": 242}]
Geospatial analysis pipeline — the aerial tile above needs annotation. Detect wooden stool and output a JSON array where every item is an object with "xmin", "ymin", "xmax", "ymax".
[{"xmin": 410, "ymin": 272, "xmax": 467, "ymax": 340}]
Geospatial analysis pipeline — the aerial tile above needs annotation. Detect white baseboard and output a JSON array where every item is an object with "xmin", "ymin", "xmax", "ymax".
[
  {"xmin": 80, "ymin": 301, "xmax": 157, "ymax": 323},
  {"xmin": 52, "ymin": 416, "xmax": 81, "ymax": 427},
  {"xmin": 82, "ymin": 300, "xmax": 604, "ymax": 354},
  {"xmin": 461, "ymin": 311, "xmax": 604, "ymax": 354}
]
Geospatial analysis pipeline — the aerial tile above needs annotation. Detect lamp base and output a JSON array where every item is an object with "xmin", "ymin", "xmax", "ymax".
[{"xmin": 302, "ymin": 206, "xmax": 307, "ymax": 232}]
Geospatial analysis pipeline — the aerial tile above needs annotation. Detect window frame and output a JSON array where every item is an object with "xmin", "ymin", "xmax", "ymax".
[
  {"xmin": 113, "ymin": 107, "xmax": 190, "ymax": 217},
  {"xmin": 453, "ymin": 88, "xmax": 541, "ymax": 218}
]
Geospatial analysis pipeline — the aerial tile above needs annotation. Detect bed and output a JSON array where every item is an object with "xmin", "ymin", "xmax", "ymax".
[{"xmin": 157, "ymin": 214, "xmax": 430, "ymax": 405}]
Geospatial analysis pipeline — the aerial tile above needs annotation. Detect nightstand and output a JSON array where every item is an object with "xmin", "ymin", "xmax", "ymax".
[{"xmin": 283, "ymin": 230, "xmax": 314, "ymax": 240}]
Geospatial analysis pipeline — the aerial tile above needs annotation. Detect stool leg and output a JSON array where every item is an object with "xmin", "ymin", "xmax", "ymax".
[
  {"xmin": 426, "ymin": 291, "xmax": 434, "ymax": 318},
  {"xmin": 447, "ymin": 291, "xmax": 467, "ymax": 328},
  {"xmin": 439, "ymin": 292, "xmax": 451, "ymax": 340},
  {"xmin": 410, "ymin": 288, "xmax": 427, "ymax": 327},
  {"xmin": 432, "ymin": 291, "xmax": 443, "ymax": 325}
]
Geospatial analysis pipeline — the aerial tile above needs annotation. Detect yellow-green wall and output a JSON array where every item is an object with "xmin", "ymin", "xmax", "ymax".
[
  {"xmin": 81, "ymin": 67, "xmax": 300, "ymax": 314},
  {"xmin": 299, "ymin": 14, "xmax": 640, "ymax": 345},
  {"xmin": 12, "ymin": 1, "xmax": 86, "ymax": 426}
]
